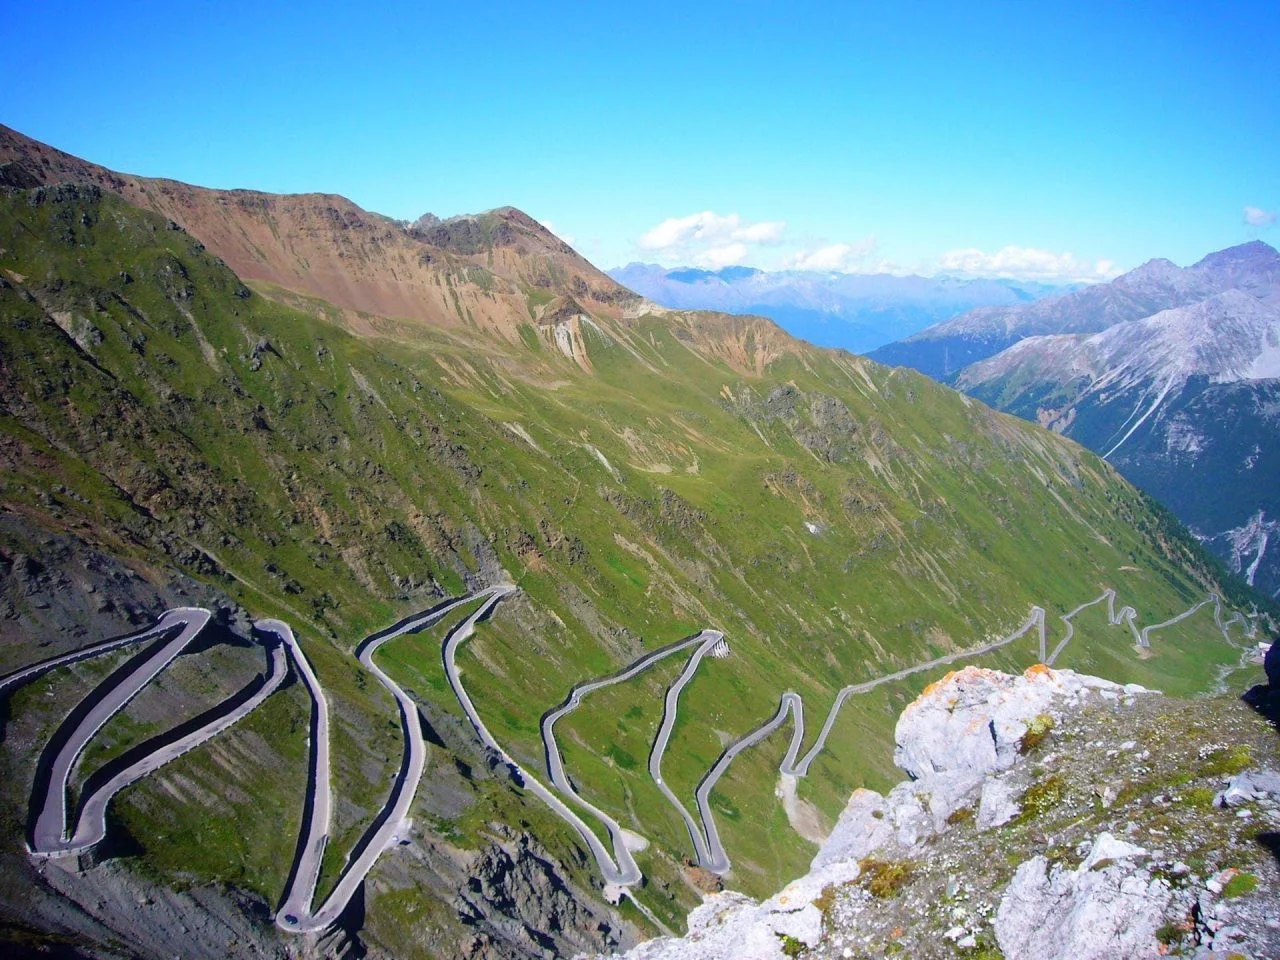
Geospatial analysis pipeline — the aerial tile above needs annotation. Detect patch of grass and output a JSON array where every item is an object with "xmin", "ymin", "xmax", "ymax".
[
  {"xmin": 778, "ymin": 933, "xmax": 807, "ymax": 957},
  {"xmin": 960, "ymin": 934, "xmax": 1006, "ymax": 959},
  {"xmin": 1222, "ymin": 871, "xmax": 1258, "ymax": 899},
  {"xmin": 1016, "ymin": 774, "xmax": 1066, "ymax": 822},
  {"xmin": 1156, "ymin": 919, "xmax": 1192, "ymax": 949},
  {"xmin": 1198, "ymin": 745, "xmax": 1253, "ymax": 778},
  {"xmin": 1175, "ymin": 786, "xmax": 1217, "ymax": 809},
  {"xmin": 812, "ymin": 883, "xmax": 839, "ymax": 918},
  {"xmin": 946, "ymin": 805, "xmax": 976, "ymax": 826},
  {"xmin": 857, "ymin": 858, "xmax": 917, "ymax": 899},
  {"xmin": 605, "ymin": 743, "xmax": 637, "ymax": 770}
]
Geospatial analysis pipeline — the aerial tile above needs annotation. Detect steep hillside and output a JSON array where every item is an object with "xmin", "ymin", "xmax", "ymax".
[
  {"xmin": 960, "ymin": 290, "xmax": 1280, "ymax": 598},
  {"xmin": 0, "ymin": 177, "xmax": 1270, "ymax": 959},
  {"xmin": 868, "ymin": 241, "xmax": 1280, "ymax": 380}
]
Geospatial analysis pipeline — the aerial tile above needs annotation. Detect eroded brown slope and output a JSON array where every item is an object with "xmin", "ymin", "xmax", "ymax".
[
  {"xmin": 0, "ymin": 124, "xmax": 631, "ymax": 338},
  {"xmin": 0, "ymin": 123, "xmax": 815, "ymax": 375}
]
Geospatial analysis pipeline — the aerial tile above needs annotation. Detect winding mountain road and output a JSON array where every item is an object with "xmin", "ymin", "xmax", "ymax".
[
  {"xmin": 529, "ymin": 587, "xmax": 1252, "ymax": 880},
  {"xmin": 47, "ymin": 640, "xmax": 288, "ymax": 857},
  {"xmin": 0, "ymin": 580, "xmax": 1256, "ymax": 919},
  {"xmin": 538, "ymin": 630, "xmax": 721, "ymax": 887},
  {"xmin": 276, "ymin": 586, "xmax": 511, "ymax": 932},
  {"xmin": 0, "ymin": 613, "xmax": 192, "ymax": 699},
  {"xmin": 440, "ymin": 585, "xmax": 650, "ymax": 887},
  {"xmin": 28, "ymin": 608, "xmax": 214, "ymax": 856},
  {"xmin": 646, "ymin": 631, "xmax": 728, "ymax": 868},
  {"xmin": 1046, "ymin": 589, "xmax": 1138, "ymax": 665},
  {"xmin": 1, "ymin": 586, "xmax": 516, "ymax": 935}
]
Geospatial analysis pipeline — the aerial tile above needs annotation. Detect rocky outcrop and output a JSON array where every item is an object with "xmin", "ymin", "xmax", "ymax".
[
  {"xmin": 453, "ymin": 830, "xmax": 628, "ymax": 960},
  {"xmin": 590, "ymin": 665, "xmax": 1280, "ymax": 960},
  {"xmin": 813, "ymin": 665, "xmax": 1150, "ymax": 866},
  {"xmin": 995, "ymin": 833, "xmax": 1173, "ymax": 960},
  {"xmin": 893, "ymin": 664, "xmax": 1145, "ymax": 779},
  {"xmin": 0, "ymin": 512, "xmax": 252, "ymax": 674}
]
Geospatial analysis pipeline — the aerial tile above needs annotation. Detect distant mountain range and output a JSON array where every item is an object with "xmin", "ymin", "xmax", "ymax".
[
  {"xmin": 873, "ymin": 240, "xmax": 1280, "ymax": 597},
  {"xmin": 608, "ymin": 262, "xmax": 1072, "ymax": 353},
  {"xmin": 867, "ymin": 242, "xmax": 1280, "ymax": 379}
]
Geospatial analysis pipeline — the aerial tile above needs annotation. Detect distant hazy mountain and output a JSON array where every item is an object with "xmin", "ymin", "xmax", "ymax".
[
  {"xmin": 953, "ymin": 244, "xmax": 1280, "ymax": 596},
  {"xmin": 608, "ymin": 263, "xmax": 1071, "ymax": 353},
  {"xmin": 868, "ymin": 241, "xmax": 1280, "ymax": 380}
]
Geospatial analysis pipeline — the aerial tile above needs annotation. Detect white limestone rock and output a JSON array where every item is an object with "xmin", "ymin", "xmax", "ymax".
[
  {"xmin": 610, "ymin": 862, "xmax": 860, "ymax": 960},
  {"xmin": 977, "ymin": 775, "xmax": 1020, "ymax": 829},
  {"xmin": 1215, "ymin": 768, "xmax": 1280, "ymax": 807},
  {"xmin": 811, "ymin": 788, "xmax": 892, "ymax": 870},
  {"xmin": 894, "ymin": 665, "xmax": 1125, "ymax": 781},
  {"xmin": 995, "ymin": 833, "xmax": 1172, "ymax": 960}
]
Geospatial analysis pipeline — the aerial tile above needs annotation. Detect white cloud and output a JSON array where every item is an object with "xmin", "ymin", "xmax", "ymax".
[
  {"xmin": 636, "ymin": 211, "xmax": 786, "ymax": 265},
  {"xmin": 933, "ymin": 246, "xmax": 1120, "ymax": 282},
  {"xmin": 695, "ymin": 243, "xmax": 751, "ymax": 268},
  {"xmin": 1244, "ymin": 206, "xmax": 1277, "ymax": 228},
  {"xmin": 538, "ymin": 219, "xmax": 575, "ymax": 246},
  {"xmin": 781, "ymin": 237, "xmax": 882, "ymax": 272},
  {"xmin": 733, "ymin": 220, "xmax": 788, "ymax": 243}
]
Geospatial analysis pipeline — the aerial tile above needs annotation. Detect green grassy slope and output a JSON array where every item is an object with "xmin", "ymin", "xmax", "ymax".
[{"xmin": 0, "ymin": 184, "xmax": 1269, "ymax": 948}]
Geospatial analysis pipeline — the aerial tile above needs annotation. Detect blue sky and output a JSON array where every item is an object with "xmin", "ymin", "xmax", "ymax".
[{"xmin": 3, "ymin": 1, "xmax": 1277, "ymax": 281}]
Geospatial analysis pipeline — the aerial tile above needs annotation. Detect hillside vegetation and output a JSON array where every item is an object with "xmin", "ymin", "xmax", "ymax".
[{"xmin": 0, "ymin": 181, "xmax": 1269, "ymax": 957}]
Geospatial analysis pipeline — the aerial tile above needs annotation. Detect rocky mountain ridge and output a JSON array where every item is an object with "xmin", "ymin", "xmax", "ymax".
[
  {"xmin": 957, "ymin": 290, "xmax": 1280, "ymax": 393},
  {"xmin": 0, "ymin": 125, "xmax": 810, "ymax": 377},
  {"xmin": 956, "ymin": 284, "xmax": 1280, "ymax": 598},
  {"xmin": 868, "ymin": 241, "xmax": 1280, "ymax": 380}
]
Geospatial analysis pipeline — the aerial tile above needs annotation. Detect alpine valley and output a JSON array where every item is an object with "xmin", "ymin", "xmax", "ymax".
[
  {"xmin": 0, "ymin": 124, "xmax": 1275, "ymax": 960},
  {"xmin": 870, "ymin": 242, "xmax": 1280, "ymax": 599}
]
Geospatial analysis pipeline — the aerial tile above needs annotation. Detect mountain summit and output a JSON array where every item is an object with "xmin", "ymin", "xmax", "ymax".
[{"xmin": 0, "ymin": 124, "xmax": 636, "ymax": 341}]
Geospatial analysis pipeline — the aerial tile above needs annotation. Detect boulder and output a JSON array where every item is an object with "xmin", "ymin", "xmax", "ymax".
[
  {"xmin": 894, "ymin": 665, "xmax": 1126, "ymax": 781},
  {"xmin": 1214, "ymin": 769, "xmax": 1280, "ymax": 807}
]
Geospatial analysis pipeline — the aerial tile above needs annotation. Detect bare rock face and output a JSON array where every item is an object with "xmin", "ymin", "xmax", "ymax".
[
  {"xmin": 813, "ymin": 665, "xmax": 1148, "ymax": 860},
  {"xmin": 604, "ymin": 865, "xmax": 851, "ymax": 960},
  {"xmin": 810, "ymin": 789, "xmax": 891, "ymax": 870},
  {"xmin": 995, "ymin": 833, "xmax": 1173, "ymax": 960},
  {"xmin": 453, "ymin": 831, "xmax": 625, "ymax": 959},
  {"xmin": 892, "ymin": 664, "xmax": 1142, "ymax": 780}
]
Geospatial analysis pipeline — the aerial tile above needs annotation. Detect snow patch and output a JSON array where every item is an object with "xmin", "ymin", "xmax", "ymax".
[
  {"xmin": 1205, "ymin": 510, "xmax": 1280, "ymax": 587},
  {"xmin": 1162, "ymin": 418, "xmax": 1205, "ymax": 456}
]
